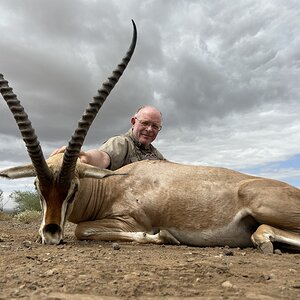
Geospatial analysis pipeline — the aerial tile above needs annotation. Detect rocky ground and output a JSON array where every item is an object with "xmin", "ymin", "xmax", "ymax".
[{"xmin": 0, "ymin": 219, "xmax": 300, "ymax": 299}]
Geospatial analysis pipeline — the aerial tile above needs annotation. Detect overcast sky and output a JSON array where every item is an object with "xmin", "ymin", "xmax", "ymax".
[{"xmin": 1, "ymin": 0, "xmax": 300, "ymax": 206}]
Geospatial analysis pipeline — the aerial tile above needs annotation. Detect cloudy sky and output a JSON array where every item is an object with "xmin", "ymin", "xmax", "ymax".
[{"xmin": 1, "ymin": 0, "xmax": 300, "ymax": 207}]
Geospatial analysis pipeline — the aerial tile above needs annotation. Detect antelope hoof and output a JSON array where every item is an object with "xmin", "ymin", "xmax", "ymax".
[
  {"xmin": 257, "ymin": 241, "xmax": 274, "ymax": 254},
  {"xmin": 159, "ymin": 230, "xmax": 180, "ymax": 245}
]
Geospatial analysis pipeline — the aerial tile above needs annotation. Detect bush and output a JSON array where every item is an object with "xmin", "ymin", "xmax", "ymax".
[
  {"xmin": 0, "ymin": 210, "xmax": 13, "ymax": 221},
  {"xmin": 13, "ymin": 210, "xmax": 42, "ymax": 223},
  {"xmin": 9, "ymin": 190, "xmax": 41, "ymax": 213}
]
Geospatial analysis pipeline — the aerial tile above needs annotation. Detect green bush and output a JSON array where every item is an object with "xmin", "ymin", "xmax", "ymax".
[{"xmin": 9, "ymin": 190, "xmax": 41, "ymax": 213}]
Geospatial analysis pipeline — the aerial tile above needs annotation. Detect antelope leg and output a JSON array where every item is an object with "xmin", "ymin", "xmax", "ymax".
[
  {"xmin": 75, "ymin": 219, "xmax": 180, "ymax": 245},
  {"xmin": 251, "ymin": 224, "xmax": 300, "ymax": 253}
]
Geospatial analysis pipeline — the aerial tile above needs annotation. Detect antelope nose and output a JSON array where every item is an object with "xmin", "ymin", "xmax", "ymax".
[{"xmin": 43, "ymin": 224, "xmax": 62, "ymax": 245}]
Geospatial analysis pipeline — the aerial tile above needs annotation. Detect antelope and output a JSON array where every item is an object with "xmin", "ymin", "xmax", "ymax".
[{"xmin": 1, "ymin": 22, "xmax": 300, "ymax": 254}]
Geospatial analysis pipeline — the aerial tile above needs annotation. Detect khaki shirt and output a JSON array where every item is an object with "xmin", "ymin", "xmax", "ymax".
[{"xmin": 99, "ymin": 129, "xmax": 165, "ymax": 170}]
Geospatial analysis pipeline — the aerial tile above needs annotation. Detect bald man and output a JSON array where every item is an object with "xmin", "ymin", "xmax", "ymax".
[{"xmin": 51, "ymin": 105, "xmax": 165, "ymax": 170}]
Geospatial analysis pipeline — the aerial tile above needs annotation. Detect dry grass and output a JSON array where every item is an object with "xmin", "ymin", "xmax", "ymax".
[
  {"xmin": 0, "ymin": 210, "xmax": 13, "ymax": 221},
  {"xmin": 13, "ymin": 210, "xmax": 42, "ymax": 223}
]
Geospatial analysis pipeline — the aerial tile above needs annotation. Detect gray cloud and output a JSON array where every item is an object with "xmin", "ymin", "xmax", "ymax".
[{"xmin": 1, "ymin": 0, "xmax": 300, "ymax": 195}]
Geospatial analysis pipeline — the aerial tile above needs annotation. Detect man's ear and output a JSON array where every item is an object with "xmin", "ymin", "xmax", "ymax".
[{"xmin": 131, "ymin": 116, "xmax": 136, "ymax": 126}]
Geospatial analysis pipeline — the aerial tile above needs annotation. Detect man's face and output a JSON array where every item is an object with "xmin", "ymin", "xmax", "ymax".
[{"xmin": 131, "ymin": 107, "xmax": 162, "ymax": 146}]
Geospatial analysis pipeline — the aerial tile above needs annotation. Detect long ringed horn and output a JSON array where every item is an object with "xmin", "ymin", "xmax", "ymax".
[
  {"xmin": 0, "ymin": 74, "xmax": 52, "ymax": 184},
  {"xmin": 59, "ymin": 20, "xmax": 137, "ymax": 185}
]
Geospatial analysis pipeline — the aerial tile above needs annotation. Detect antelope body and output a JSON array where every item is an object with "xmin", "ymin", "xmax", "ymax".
[
  {"xmin": 41, "ymin": 154, "xmax": 300, "ymax": 252},
  {"xmin": 1, "ymin": 21, "xmax": 300, "ymax": 253}
]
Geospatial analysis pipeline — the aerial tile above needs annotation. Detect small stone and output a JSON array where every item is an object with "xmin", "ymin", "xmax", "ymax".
[
  {"xmin": 112, "ymin": 242, "xmax": 120, "ymax": 250},
  {"xmin": 223, "ymin": 249, "xmax": 234, "ymax": 256},
  {"xmin": 262, "ymin": 274, "xmax": 272, "ymax": 280},
  {"xmin": 22, "ymin": 240, "xmax": 32, "ymax": 248},
  {"xmin": 44, "ymin": 269, "xmax": 58, "ymax": 276},
  {"xmin": 274, "ymin": 249, "xmax": 282, "ymax": 255},
  {"xmin": 186, "ymin": 258, "xmax": 195, "ymax": 262},
  {"xmin": 289, "ymin": 268, "xmax": 297, "ymax": 273},
  {"xmin": 222, "ymin": 280, "xmax": 233, "ymax": 289}
]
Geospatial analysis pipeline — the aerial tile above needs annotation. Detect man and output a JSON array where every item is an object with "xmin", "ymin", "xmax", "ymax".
[{"xmin": 51, "ymin": 105, "xmax": 165, "ymax": 170}]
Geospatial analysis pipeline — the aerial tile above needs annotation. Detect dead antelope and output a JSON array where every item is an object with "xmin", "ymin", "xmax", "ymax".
[{"xmin": 1, "ymin": 22, "xmax": 300, "ymax": 254}]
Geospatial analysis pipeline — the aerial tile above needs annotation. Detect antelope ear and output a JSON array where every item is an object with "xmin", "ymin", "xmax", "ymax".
[
  {"xmin": 0, "ymin": 164, "xmax": 36, "ymax": 179},
  {"xmin": 78, "ymin": 164, "xmax": 127, "ymax": 179}
]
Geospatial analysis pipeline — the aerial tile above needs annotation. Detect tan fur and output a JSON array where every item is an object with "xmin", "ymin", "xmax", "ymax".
[{"xmin": 23, "ymin": 155, "xmax": 300, "ymax": 253}]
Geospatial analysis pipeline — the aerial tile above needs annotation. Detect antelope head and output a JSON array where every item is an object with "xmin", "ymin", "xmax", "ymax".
[{"xmin": 0, "ymin": 21, "xmax": 137, "ymax": 244}]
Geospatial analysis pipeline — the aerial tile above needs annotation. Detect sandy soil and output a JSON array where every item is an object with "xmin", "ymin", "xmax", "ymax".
[{"xmin": 0, "ymin": 219, "xmax": 300, "ymax": 300}]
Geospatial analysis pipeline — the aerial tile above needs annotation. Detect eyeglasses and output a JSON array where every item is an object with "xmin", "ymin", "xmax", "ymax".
[{"xmin": 135, "ymin": 117, "xmax": 162, "ymax": 131}]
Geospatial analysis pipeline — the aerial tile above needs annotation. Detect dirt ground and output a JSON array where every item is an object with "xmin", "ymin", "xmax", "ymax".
[{"xmin": 0, "ymin": 219, "xmax": 300, "ymax": 300}]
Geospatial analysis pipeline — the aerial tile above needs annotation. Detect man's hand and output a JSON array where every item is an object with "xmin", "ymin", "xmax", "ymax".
[
  {"xmin": 50, "ymin": 146, "xmax": 89, "ymax": 164},
  {"xmin": 50, "ymin": 146, "xmax": 67, "ymax": 156}
]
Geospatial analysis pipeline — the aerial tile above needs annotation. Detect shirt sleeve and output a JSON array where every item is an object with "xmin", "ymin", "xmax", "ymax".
[{"xmin": 98, "ymin": 135, "xmax": 129, "ymax": 170}]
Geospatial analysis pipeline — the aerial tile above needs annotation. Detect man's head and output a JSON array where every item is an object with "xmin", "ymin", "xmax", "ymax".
[{"xmin": 131, "ymin": 105, "xmax": 162, "ymax": 146}]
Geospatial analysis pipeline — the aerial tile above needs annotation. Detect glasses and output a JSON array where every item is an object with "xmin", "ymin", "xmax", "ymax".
[{"xmin": 135, "ymin": 117, "xmax": 162, "ymax": 131}]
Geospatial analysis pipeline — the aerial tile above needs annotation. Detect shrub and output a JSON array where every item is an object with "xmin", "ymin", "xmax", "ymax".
[
  {"xmin": 9, "ymin": 190, "xmax": 41, "ymax": 213},
  {"xmin": 0, "ymin": 210, "xmax": 13, "ymax": 221},
  {"xmin": 14, "ymin": 210, "xmax": 41, "ymax": 223}
]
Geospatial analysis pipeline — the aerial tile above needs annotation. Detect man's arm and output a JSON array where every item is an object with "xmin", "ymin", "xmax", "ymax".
[
  {"xmin": 80, "ymin": 149, "xmax": 110, "ymax": 169},
  {"xmin": 50, "ymin": 146, "xmax": 111, "ymax": 169}
]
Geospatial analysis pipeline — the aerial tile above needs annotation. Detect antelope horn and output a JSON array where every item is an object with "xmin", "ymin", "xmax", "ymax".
[
  {"xmin": 0, "ymin": 74, "xmax": 52, "ymax": 184},
  {"xmin": 59, "ymin": 20, "xmax": 137, "ymax": 185}
]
